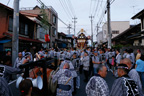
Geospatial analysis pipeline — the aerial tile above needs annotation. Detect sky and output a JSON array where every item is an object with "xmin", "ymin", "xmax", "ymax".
[{"xmin": 0, "ymin": 0, "xmax": 144, "ymax": 43}]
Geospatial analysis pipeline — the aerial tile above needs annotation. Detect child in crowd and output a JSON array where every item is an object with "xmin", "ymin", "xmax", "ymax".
[
  {"xmin": 19, "ymin": 79, "xmax": 33, "ymax": 96},
  {"xmin": 111, "ymin": 56, "xmax": 116, "ymax": 74}
]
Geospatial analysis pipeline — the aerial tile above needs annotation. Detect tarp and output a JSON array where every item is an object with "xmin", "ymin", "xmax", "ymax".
[
  {"xmin": 0, "ymin": 39, "xmax": 11, "ymax": 43},
  {"xmin": 58, "ymin": 43, "xmax": 67, "ymax": 48}
]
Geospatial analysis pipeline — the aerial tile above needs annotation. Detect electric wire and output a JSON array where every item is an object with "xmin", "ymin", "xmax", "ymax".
[
  {"xmin": 110, "ymin": 0, "xmax": 116, "ymax": 5},
  {"xmin": 66, "ymin": 0, "xmax": 76, "ymax": 17},
  {"xmin": 37, "ymin": 0, "xmax": 69, "ymax": 27},
  {"xmin": 62, "ymin": 0, "xmax": 74, "ymax": 17},
  {"xmin": 7, "ymin": 0, "xmax": 10, "ymax": 5},
  {"xmin": 59, "ymin": 0, "xmax": 73, "ymax": 19}
]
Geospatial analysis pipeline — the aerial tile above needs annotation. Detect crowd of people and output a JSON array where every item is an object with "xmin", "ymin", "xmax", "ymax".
[{"xmin": 0, "ymin": 47, "xmax": 144, "ymax": 96}]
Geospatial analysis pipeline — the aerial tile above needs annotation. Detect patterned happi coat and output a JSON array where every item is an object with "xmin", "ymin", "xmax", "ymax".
[
  {"xmin": 52, "ymin": 69, "xmax": 73, "ymax": 96},
  {"xmin": 86, "ymin": 75, "xmax": 109, "ymax": 96},
  {"xmin": 110, "ymin": 75, "xmax": 144, "ymax": 96}
]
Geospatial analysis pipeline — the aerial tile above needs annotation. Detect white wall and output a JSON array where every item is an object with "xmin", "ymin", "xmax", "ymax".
[
  {"xmin": 111, "ymin": 21, "xmax": 130, "ymax": 38},
  {"xmin": 102, "ymin": 21, "xmax": 130, "ymax": 42},
  {"xmin": 97, "ymin": 31, "xmax": 103, "ymax": 45}
]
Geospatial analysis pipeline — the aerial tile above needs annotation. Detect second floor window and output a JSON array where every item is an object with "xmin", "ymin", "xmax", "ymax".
[
  {"xmin": 53, "ymin": 15, "xmax": 56, "ymax": 24},
  {"xmin": 39, "ymin": 27, "xmax": 46, "ymax": 39},
  {"xmin": 8, "ymin": 17, "xmax": 13, "ymax": 32},
  {"xmin": 52, "ymin": 27, "xmax": 57, "ymax": 36},
  {"xmin": 20, "ymin": 22, "xmax": 25, "ymax": 35},
  {"xmin": 8, "ymin": 17, "xmax": 29, "ymax": 36},
  {"xmin": 19, "ymin": 22, "xmax": 29, "ymax": 36},
  {"xmin": 142, "ymin": 17, "xmax": 144, "ymax": 30},
  {"xmin": 112, "ymin": 30, "xmax": 119, "ymax": 34},
  {"xmin": 25, "ymin": 24, "xmax": 28, "ymax": 35}
]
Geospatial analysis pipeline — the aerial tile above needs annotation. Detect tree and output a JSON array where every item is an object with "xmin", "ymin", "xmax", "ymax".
[
  {"xmin": 38, "ymin": 1, "xmax": 51, "ymax": 48},
  {"xmin": 40, "ymin": 4, "xmax": 50, "ymax": 34}
]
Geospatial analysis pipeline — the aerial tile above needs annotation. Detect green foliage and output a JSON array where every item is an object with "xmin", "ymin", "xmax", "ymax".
[
  {"xmin": 112, "ymin": 44, "xmax": 123, "ymax": 49},
  {"xmin": 112, "ymin": 44, "xmax": 131, "ymax": 49},
  {"xmin": 40, "ymin": 3, "xmax": 50, "ymax": 32}
]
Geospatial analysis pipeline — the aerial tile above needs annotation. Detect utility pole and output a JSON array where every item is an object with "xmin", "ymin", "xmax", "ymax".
[
  {"xmin": 72, "ymin": 17, "xmax": 77, "ymax": 48},
  {"xmin": 89, "ymin": 15, "xmax": 94, "ymax": 47},
  {"xmin": 67, "ymin": 24, "xmax": 72, "ymax": 34},
  {"xmin": 96, "ymin": 24, "xmax": 99, "ymax": 35},
  {"xmin": 96, "ymin": 24, "xmax": 99, "ymax": 41},
  {"xmin": 72, "ymin": 17, "xmax": 77, "ymax": 36},
  {"xmin": 107, "ymin": 0, "xmax": 112, "ymax": 49},
  {"xmin": 12, "ymin": 0, "xmax": 19, "ymax": 66}
]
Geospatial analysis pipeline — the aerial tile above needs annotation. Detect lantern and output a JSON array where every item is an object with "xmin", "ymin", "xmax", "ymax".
[{"xmin": 45, "ymin": 34, "xmax": 50, "ymax": 42}]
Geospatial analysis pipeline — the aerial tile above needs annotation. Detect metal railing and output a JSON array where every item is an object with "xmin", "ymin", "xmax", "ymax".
[{"xmin": 20, "ymin": 6, "xmax": 57, "ymax": 15}]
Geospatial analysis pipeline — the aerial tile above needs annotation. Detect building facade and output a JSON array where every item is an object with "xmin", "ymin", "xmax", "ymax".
[
  {"xmin": 0, "ymin": 3, "xmax": 43, "ymax": 52},
  {"xmin": 102, "ymin": 21, "xmax": 130, "ymax": 43},
  {"xmin": 96, "ymin": 31, "xmax": 103, "ymax": 46},
  {"xmin": 20, "ymin": 5, "xmax": 58, "ymax": 48}
]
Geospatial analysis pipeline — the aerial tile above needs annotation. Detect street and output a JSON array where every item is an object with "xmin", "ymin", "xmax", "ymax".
[
  {"xmin": 9, "ymin": 71, "xmax": 116, "ymax": 96},
  {"xmin": 74, "ymin": 71, "xmax": 116, "ymax": 96}
]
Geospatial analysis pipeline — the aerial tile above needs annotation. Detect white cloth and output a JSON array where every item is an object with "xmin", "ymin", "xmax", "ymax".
[
  {"xmin": 116, "ymin": 53, "xmax": 121, "ymax": 64},
  {"xmin": 82, "ymin": 56, "xmax": 90, "ymax": 71},
  {"xmin": 86, "ymin": 76, "xmax": 109, "ymax": 96},
  {"xmin": 92, "ymin": 56, "xmax": 100, "ymax": 68}
]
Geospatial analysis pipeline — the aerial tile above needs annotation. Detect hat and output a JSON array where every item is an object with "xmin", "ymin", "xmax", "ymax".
[{"xmin": 25, "ymin": 52, "xmax": 31, "ymax": 58}]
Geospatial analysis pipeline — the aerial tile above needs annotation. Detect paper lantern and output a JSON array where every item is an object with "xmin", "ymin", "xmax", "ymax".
[{"xmin": 45, "ymin": 34, "xmax": 50, "ymax": 42}]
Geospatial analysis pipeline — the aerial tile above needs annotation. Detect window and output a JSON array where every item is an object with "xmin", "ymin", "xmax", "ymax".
[
  {"xmin": 25, "ymin": 24, "xmax": 28, "ymax": 35},
  {"xmin": 8, "ymin": 17, "xmax": 13, "ymax": 32},
  {"xmin": 53, "ymin": 15, "xmax": 56, "ymax": 24},
  {"xmin": 142, "ymin": 17, "xmax": 144, "ymax": 30},
  {"xmin": 20, "ymin": 22, "xmax": 25, "ymax": 35},
  {"xmin": 39, "ymin": 27, "xmax": 46, "ymax": 39},
  {"xmin": 52, "ymin": 27, "xmax": 57, "ymax": 36},
  {"xmin": 112, "ymin": 30, "xmax": 119, "ymax": 34}
]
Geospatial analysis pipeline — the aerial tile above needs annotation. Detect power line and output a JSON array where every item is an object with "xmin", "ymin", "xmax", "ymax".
[
  {"xmin": 58, "ymin": 0, "xmax": 73, "ymax": 19},
  {"xmin": 66, "ymin": 0, "xmax": 76, "ymax": 16},
  {"xmin": 37, "ymin": 0, "xmax": 69, "ymax": 27},
  {"xmin": 7, "ymin": 0, "xmax": 10, "ymax": 5},
  {"xmin": 97, "ymin": 2, "xmax": 107, "ymax": 26},
  {"xmin": 89, "ymin": 0, "xmax": 92, "ymax": 15},
  {"xmin": 92, "ymin": 0, "xmax": 97, "ymax": 15},
  {"xmin": 63, "ymin": 0, "xmax": 74, "ymax": 17},
  {"xmin": 97, "ymin": 0, "xmax": 104, "ymax": 17},
  {"xmin": 93, "ymin": 1, "xmax": 107, "ymax": 34},
  {"xmin": 51, "ymin": 0, "xmax": 71, "ymax": 21},
  {"xmin": 93, "ymin": 0, "xmax": 100, "ymax": 18},
  {"xmin": 110, "ymin": 0, "xmax": 116, "ymax": 5},
  {"xmin": 58, "ymin": 18, "xmax": 69, "ymax": 27}
]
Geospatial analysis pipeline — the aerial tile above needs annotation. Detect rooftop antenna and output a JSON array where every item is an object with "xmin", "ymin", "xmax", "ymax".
[{"xmin": 131, "ymin": 5, "xmax": 138, "ymax": 24}]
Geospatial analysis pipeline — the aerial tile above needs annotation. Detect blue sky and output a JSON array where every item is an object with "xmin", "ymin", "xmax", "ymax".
[{"xmin": 0, "ymin": 0, "xmax": 144, "ymax": 42}]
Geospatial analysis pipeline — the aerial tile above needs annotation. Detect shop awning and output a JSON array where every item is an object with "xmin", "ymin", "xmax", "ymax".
[
  {"xmin": 0, "ymin": 39, "xmax": 11, "ymax": 43},
  {"xmin": 3, "ymin": 32, "xmax": 44, "ymax": 43}
]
